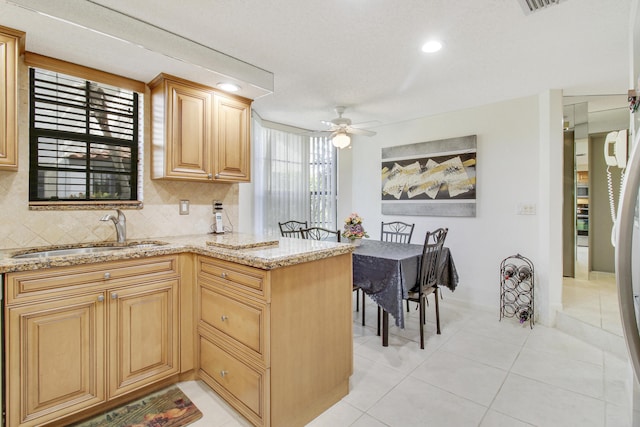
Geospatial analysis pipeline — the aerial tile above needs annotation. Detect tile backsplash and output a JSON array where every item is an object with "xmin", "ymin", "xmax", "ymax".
[{"xmin": 0, "ymin": 60, "xmax": 239, "ymax": 250}]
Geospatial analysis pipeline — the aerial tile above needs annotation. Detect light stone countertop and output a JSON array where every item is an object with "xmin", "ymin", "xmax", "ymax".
[{"xmin": 0, "ymin": 233, "xmax": 355, "ymax": 274}]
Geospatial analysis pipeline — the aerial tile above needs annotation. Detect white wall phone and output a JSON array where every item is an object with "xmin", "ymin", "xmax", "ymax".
[
  {"xmin": 605, "ymin": 129, "xmax": 628, "ymax": 245},
  {"xmin": 605, "ymin": 129, "xmax": 628, "ymax": 168}
]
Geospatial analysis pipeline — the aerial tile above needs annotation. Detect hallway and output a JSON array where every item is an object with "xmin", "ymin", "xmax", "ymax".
[
  {"xmin": 562, "ymin": 272, "xmax": 621, "ymax": 337},
  {"xmin": 559, "ymin": 244, "xmax": 626, "ymax": 361}
]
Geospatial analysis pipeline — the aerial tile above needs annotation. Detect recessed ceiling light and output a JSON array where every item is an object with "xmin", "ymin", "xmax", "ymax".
[
  {"xmin": 217, "ymin": 82, "xmax": 240, "ymax": 92},
  {"xmin": 421, "ymin": 40, "xmax": 443, "ymax": 53}
]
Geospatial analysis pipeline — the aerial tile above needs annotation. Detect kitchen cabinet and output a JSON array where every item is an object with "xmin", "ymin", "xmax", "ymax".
[
  {"xmin": 214, "ymin": 94, "xmax": 251, "ymax": 181},
  {"xmin": 0, "ymin": 25, "xmax": 24, "ymax": 171},
  {"xmin": 6, "ymin": 293, "xmax": 106, "ymax": 427},
  {"xmin": 4, "ymin": 255, "xmax": 181, "ymax": 427},
  {"xmin": 149, "ymin": 73, "xmax": 251, "ymax": 183},
  {"xmin": 108, "ymin": 279, "xmax": 179, "ymax": 399},
  {"xmin": 196, "ymin": 254, "xmax": 353, "ymax": 427}
]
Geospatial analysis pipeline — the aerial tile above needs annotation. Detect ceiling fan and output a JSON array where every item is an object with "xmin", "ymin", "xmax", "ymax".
[{"xmin": 311, "ymin": 106, "xmax": 377, "ymax": 149}]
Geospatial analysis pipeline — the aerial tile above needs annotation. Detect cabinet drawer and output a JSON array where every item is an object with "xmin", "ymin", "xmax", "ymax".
[
  {"xmin": 199, "ymin": 283, "xmax": 267, "ymax": 362},
  {"xmin": 6, "ymin": 255, "xmax": 179, "ymax": 305},
  {"xmin": 198, "ymin": 257, "xmax": 267, "ymax": 299},
  {"xmin": 199, "ymin": 335, "xmax": 267, "ymax": 426}
]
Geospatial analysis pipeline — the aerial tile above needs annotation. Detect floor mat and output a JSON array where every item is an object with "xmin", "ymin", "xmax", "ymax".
[{"xmin": 71, "ymin": 385, "xmax": 203, "ymax": 427}]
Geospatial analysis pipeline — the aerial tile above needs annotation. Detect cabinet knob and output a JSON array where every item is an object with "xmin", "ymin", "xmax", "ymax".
[
  {"xmin": 104, "ymin": 272, "xmax": 111, "ymax": 279},
  {"xmin": 97, "ymin": 295, "xmax": 105, "ymax": 302},
  {"xmin": 208, "ymin": 173, "xmax": 213, "ymax": 179},
  {"xmin": 111, "ymin": 292, "xmax": 118, "ymax": 299},
  {"xmin": 220, "ymin": 272, "xmax": 227, "ymax": 279},
  {"xmin": 215, "ymin": 173, "xmax": 220, "ymax": 179},
  {"xmin": 220, "ymin": 370, "xmax": 228, "ymax": 378},
  {"xmin": 221, "ymin": 315, "xmax": 228, "ymax": 322}
]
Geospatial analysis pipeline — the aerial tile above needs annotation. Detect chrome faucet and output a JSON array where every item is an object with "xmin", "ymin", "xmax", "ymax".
[{"xmin": 100, "ymin": 209, "xmax": 127, "ymax": 243}]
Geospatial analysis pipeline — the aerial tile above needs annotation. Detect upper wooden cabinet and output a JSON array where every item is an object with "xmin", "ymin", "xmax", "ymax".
[
  {"xmin": 149, "ymin": 73, "xmax": 251, "ymax": 183},
  {"xmin": 215, "ymin": 94, "xmax": 251, "ymax": 182},
  {"xmin": 0, "ymin": 25, "xmax": 25, "ymax": 171}
]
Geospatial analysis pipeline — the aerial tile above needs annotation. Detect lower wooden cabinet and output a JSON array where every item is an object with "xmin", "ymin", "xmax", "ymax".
[
  {"xmin": 6, "ymin": 293, "xmax": 106, "ymax": 426},
  {"xmin": 4, "ymin": 256, "xmax": 181, "ymax": 427},
  {"xmin": 196, "ymin": 254, "xmax": 353, "ymax": 427},
  {"xmin": 3, "ymin": 251, "xmax": 352, "ymax": 427},
  {"xmin": 108, "ymin": 279, "xmax": 180, "ymax": 398}
]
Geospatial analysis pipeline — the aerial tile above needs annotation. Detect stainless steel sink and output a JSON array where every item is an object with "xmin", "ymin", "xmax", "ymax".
[{"xmin": 11, "ymin": 241, "xmax": 168, "ymax": 259}]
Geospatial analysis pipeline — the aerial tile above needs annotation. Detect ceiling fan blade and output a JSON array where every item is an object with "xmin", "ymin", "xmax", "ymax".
[
  {"xmin": 350, "ymin": 120, "xmax": 381, "ymax": 129},
  {"xmin": 321, "ymin": 121, "xmax": 340, "ymax": 131},
  {"xmin": 305, "ymin": 130, "xmax": 332, "ymax": 137},
  {"xmin": 348, "ymin": 128, "xmax": 376, "ymax": 137}
]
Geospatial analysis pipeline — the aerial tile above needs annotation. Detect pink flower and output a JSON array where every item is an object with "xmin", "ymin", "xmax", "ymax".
[{"xmin": 342, "ymin": 213, "xmax": 369, "ymax": 240}]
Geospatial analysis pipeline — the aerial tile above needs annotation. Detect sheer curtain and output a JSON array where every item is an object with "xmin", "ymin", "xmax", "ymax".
[
  {"xmin": 253, "ymin": 118, "xmax": 337, "ymax": 235},
  {"xmin": 310, "ymin": 136, "xmax": 337, "ymax": 228},
  {"xmin": 254, "ymin": 119, "xmax": 310, "ymax": 234}
]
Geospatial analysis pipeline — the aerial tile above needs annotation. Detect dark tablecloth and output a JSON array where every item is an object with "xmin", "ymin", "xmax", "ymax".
[{"xmin": 352, "ymin": 239, "xmax": 458, "ymax": 328}]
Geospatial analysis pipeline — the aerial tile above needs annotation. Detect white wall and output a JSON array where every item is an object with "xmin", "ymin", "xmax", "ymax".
[{"xmin": 340, "ymin": 93, "xmax": 563, "ymax": 325}]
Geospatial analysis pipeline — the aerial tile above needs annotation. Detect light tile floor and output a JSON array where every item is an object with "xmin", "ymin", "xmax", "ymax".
[
  {"xmin": 562, "ymin": 272, "xmax": 621, "ymax": 336},
  {"xmin": 562, "ymin": 245, "xmax": 622, "ymax": 336},
  {"xmin": 177, "ymin": 291, "xmax": 635, "ymax": 427}
]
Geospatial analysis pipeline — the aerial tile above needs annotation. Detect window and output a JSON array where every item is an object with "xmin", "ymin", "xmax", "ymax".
[
  {"xmin": 29, "ymin": 67, "xmax": 139, "ymax": 203},
  {"xmin": 253, "ymin": 119, "xmax": 337, "ymax": 234}
]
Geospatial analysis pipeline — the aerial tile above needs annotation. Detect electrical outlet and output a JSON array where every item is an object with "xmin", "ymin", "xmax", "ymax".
[
  {"xmin": 517, "ymin": 203, "xmax": 536, "ymax": 215},
  {"xmin": 179, "ymin": 200, "xmax": 189, "ymax": 215}
]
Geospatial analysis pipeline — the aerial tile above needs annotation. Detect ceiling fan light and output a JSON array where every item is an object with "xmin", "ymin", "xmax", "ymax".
[
  {"xmin": 421, "ymin": 40, "xmax": 443, "ymax": 53},
  {"xmin": 332, "ymin": 132, "xmax": 351, "ymax": 149}
]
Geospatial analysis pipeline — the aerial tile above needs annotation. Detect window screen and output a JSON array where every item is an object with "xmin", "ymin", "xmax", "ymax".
[{"xmin": 29, "ymin": 68, "xmax": 139, "ymax": 202}]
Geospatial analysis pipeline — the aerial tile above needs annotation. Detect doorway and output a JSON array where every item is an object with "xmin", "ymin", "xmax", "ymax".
[{"xmin": 561, "ymin": 96, "xmax": 627, "ymax": 335}]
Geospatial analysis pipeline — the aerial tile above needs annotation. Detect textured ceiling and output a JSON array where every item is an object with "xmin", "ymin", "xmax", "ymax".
[{"xmin": 0, "ymin": 0, "xmax": 632, "ymax": 133}]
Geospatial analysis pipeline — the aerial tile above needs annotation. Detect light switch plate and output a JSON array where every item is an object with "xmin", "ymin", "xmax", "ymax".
[{"xmin": 517, "ymin": 203, "xmax": 536, "ymax": 215}]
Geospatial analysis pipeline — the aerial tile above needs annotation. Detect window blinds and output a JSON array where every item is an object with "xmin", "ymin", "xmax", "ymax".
[{"xmin": 29, "ymin": 68, "xmax": 139, "ymax": 201}]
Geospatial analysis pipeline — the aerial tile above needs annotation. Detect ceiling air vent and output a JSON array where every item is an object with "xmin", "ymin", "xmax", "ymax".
[{"xmin": 518, "ymin": 0, "xmax": 562, "ymax": 14}]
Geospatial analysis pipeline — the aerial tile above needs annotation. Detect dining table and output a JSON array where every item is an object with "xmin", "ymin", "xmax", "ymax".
[{"xmin": 352, "ymin": 239, "xmax": 459, "ymax": 346}]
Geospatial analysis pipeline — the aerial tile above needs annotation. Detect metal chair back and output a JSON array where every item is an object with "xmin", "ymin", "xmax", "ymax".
[
  {"xmin": 408, "ymin": 227, "xmax": 448, "ymax": 349},
  {"xmin": 417, "ymin": 228, "xmax": 448, "ymax": 292},
  {"xmin": 381, "ymin": 221, "xmax": 415, "ymax": 244},
  {"xmin": 301, "ymin": 227, "xmax": 341, "ymax": 242},
  {"xmin": 279, "ymin": 220, "xmax": 308, "ymax": 238}
]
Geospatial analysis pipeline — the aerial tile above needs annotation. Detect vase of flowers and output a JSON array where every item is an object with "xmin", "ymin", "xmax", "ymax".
[{"xmin": 342, "ymin": 213, "xmax": 369, "ymax": 245}]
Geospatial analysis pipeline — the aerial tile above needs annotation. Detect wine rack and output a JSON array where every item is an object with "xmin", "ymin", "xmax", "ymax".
[{"xmin": 499, "ymin": 253, "xmax": 534, "ymax": 328}]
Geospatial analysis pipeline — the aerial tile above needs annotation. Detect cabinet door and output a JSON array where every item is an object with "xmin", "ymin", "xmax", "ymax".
[
  {"xmin": 214, "ymin": 94, "xmax": 251, "ymax": 182},
  {"xmin": 6, "ymin": 293, "xmax": 106, "ymax": 427},
  {"xmin": 108, "ymin": 279, "xmax": 179, "ymax": 398},
  {"xmin": 0, "ymin": 26, "xmax": 24, "ymax": 171},
  {"xmin": 165, "ymin": 80, "xmax": 212, "ymax": 181}
]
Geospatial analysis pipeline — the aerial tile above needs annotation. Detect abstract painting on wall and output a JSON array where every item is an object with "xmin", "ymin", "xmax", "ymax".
[{"xmin": 381, "ymin": 135, "xmax": 477, "ymax": 217}]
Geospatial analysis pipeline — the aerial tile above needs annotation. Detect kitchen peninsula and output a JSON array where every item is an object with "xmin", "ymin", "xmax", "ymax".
[{"xmin": 0, "ymin": 234, "xmax": 355, "ymax": 427}]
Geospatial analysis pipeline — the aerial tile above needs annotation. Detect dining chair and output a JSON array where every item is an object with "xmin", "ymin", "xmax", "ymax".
[
  {"xmin": 278, "ymin": 220, "xmax": 308, "ymax": 238},
  {"xmin": 381, "ymin": 221, "xmax": 415, "ymax": 244},
  {"xmin": 380, "ymin": 221, "xmax": 416, "ymax": 321},
  {"xmin": 408, "ymin": 227, "xmax": 448, "ymax": 349},
  {"xmin": 300, "ymin": 227, "xmax": 341, "ymax": 242}
]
